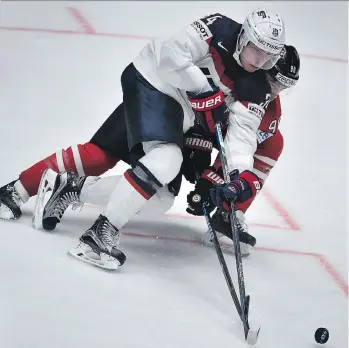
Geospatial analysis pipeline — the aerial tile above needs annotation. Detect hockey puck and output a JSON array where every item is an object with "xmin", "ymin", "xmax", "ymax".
[{"xmin": 315, "ymin": 327, "xmax": 329, "ymax": 344}]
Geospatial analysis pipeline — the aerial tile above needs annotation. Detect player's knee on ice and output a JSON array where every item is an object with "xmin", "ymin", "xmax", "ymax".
[{"xmin": 140, "ymin": 141, "xmax": 183, "ymax": 186}]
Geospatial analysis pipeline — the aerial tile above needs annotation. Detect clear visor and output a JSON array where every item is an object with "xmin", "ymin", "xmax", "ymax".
[
  {"xmin": 241, "ymin": 42, "xmax": 280, "ymax": 70},
  {"xmin": 267, "ymin": 73, "xmax": 298, "ymax": 99}
]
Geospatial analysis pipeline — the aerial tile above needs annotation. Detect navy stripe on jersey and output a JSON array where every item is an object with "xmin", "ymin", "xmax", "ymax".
[
  {"xmin": 199, "ymin": 13, "xmax": 271, "ymax": 105},
  {"xmin": 124, "ymin": 161, "xmax": 163, "ymax": 200}
]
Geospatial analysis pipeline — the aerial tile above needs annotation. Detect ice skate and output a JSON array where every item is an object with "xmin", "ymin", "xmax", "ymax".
[
  {"xmin": 202, "ymin": 210, "xmax": 256, "ymax": 257},
  {"xmin": 68, "ymin": 214, "xmax": 126, "ymax": 271},
  {"xmin": 0, "ymin": 180, "xmax": 24, "ymax": 220},
  {"xmin": 32, "ymin": 168, "xmax": 85, "ymax": 231}
]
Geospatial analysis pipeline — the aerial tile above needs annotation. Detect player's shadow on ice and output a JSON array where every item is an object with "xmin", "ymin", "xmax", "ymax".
[
  {"xmin": 21, "ymin": 206, "xmax": 246, "ymax": 339},
  {"xmin": 29, "ymin": 207, "xmax": 206, "ymax": 242},
  {"xmin": 22, "ymin": 206, "xmax": 209, "ymax": 260}
]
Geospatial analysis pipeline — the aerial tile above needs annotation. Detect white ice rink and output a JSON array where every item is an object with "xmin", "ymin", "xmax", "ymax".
[{"xmin": 0, "ymin": 1, "xmax": 348, "ymax": 347}]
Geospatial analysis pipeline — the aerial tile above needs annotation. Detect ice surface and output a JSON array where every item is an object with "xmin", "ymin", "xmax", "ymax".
[{"xmin": 0, "ymin": 2, "xmax": 347, "ymax": 348}]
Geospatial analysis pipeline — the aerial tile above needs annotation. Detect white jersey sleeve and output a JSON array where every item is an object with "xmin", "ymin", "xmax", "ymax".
[
  {"xmin": 224, "ymin": 100, "xmax": 265, "ymax": 173},
  {"xmin": 133, "ymin": 20, "xmax": 214, "ymax": 94}
]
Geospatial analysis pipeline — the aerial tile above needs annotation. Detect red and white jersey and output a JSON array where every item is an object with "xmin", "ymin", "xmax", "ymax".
[
  {"xmin": 211, "ymin": 96, "xmax": 283, "ymax": 180},
  {"xmin": 256, "ymin": 96, "xmax": 282, "ymax": 145},
  {"xmin": 133, "ymin": 13, "xmax": 271, "ymax": 174}
]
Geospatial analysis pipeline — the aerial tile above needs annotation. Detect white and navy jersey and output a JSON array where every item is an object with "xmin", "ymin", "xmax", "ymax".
[{"xmin": 133, "ymin": 13, "xmax": 271, "ymax": 174}]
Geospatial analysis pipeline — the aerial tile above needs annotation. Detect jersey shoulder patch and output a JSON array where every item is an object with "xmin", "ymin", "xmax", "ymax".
[
  {"xmin": 190, "ymin": 19, "xmax": 213, "ymax": 41},
  {"xmin": 234, "ymin": 72, "xmax": 271, "ymax": 105}
]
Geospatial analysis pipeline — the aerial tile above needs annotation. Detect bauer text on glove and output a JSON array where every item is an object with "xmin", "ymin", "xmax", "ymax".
[{"xmin": 187, "ymin": 86, "xmax": 229, "ymax": 133}]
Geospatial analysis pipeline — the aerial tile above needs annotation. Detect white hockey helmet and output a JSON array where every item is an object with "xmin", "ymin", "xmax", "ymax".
[{"xmin": 234, "ymin": 8, "xmax": 286, "ymax": 70}]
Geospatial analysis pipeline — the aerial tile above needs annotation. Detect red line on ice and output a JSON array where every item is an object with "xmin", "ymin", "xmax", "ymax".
[
  {"xmin": 257, "ymin": 246, "xmax": 348, "ymax": 296},
  {"xmin": 67, "ymin": 7, "xmax": 96, "ymax": 34},
  {"xmin": 122, "ymin": 230, "xmax": 348, "ymax": 297},
  {"xmin": 0, "ymin": 25, "xmax": 156, "ymax": 40},
  {"xmin": 317, "ymin": 254, "xmax": 348, "ymax": 296},
  {"xmin": 261, "ymin": 189, "xmax": 301, "ymax": 231},
  {"xmin": 165, "ymin": 212, "xmax": 296, "ymax": 231},
  {"xmin": 165, "ymin": 188, "xmax": 301, "ymax": 232},
  {"xmin": 0, "ymin": 7, "xmax": 346, "ymax": 65},
  {"xmin": 84, "ymin": 188, "xmax": 300, "ymax": 232}
]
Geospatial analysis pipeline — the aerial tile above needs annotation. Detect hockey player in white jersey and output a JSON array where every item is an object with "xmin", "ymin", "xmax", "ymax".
[
  {"xmin": 1, "ymin": 9, "xmax": 286, "ymax": 270},
  {"xmin": 68, "ymin": 9, "xmax": 285, "ymax": 270},
  {"xmin": 32, "ymin": 44, "xmax": 300, "ymax": 263}
]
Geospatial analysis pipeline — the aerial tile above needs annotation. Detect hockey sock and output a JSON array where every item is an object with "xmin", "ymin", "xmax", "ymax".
[
  {"xmin": 19, "ymin": 143, "xmax": 118, "ymax": 197},
  {"xmin": 80, "ymin": 176, "xmax": 119, "ymax": 206},
  {"xmin": 80, "ymin": 175, "xmax": 175, "ymax": 216},
  {"xmin": 105, "ymin": 161, "xmax": 163, "ymax": 229}
]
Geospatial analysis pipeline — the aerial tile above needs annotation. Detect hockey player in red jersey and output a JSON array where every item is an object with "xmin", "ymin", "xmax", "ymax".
[
  {"xmin": 184, "ymin": 45, "xmax": 300, "ymax": 255},
  {"xmin": 0, "ymin": 9, "xmax": 287, "ymax": 269}
]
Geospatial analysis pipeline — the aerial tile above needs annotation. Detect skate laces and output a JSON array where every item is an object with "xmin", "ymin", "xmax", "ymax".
[
  {"xmin": 11, "ymin": 189, "xmax": 22, "ymax": 207},
  {"xmin": 72, "ymin": 201, "xmax": 84, "ymax": 212},
  {"xmin": 4, "ymin": 183, "xmax": 22, "ymax": 207},
  {"xmin": 99, "ymin": 219, "xmax": 119, "ymax": 248},
  {"xmin": 53, "ymin": 192, "xmax": 82, "ymax": 220},
  {"xmin": 237, "ymin": 219, "xmax": 248, "ymax": 233}
]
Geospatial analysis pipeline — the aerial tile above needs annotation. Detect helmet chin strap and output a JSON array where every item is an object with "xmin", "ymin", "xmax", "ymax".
[
  {"xmin": 233, "ymin": 50, "xmax": 243, "ymax": 67},
  {"xmin": 233, "ymin": 31, "xmax": 244, "ymax": 67}
]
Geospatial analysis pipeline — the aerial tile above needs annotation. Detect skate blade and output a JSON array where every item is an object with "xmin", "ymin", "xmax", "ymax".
[
  {"xmin": 68, "ymin": 244, "xmax": 121, "ymax": 271},
  {"xmin": 32, "ymin": 168, "xmax": 57, "ymax": 230},
  {"xmin": 201, "ymin": 232, "xmax": 252, "ymax": 257},
  {"xmin": 0, "ymin": 204, "xmax": 16, "ymax": 220}
]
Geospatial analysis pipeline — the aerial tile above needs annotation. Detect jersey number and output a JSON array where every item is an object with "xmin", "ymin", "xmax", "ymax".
[
  {"xmin": 268, "ymin": 120, "xmax": 279, "ymax": 133},
  {"xmin": 202, "ymin": 15, "xmax": 222, "ymax": 26}
]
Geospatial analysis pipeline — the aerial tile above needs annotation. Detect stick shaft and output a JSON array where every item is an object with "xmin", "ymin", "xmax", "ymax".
[{"xmin": 214, "ymin": 124, "xmax": 250, "ymax": 338}]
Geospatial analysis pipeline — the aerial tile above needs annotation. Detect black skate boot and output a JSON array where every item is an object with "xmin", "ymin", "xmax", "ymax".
[
  {"xmin": 68, "ymin": 214, "xmax": 126, "ymax": 270},
  {"xmin": 203, "ymin": 210, "xmax": 256, "ymax": 256},
  {"xmin": 0, "ymin": 180, "xmax": 23, "ymax": 220},
  {"xmin": 32, "ymin": 168, "xmax": 86, "ymax": 231},
  {"xmin": 211, "ymin": 211, "xmax": 256, "ymax": 246}
]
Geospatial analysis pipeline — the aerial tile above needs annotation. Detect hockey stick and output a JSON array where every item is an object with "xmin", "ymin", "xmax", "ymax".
[
  {"xmin": 202, "ymin": 199, "xmax": 259, "ymax": 345},
  {"xmin": 214, "ymin": 123, "xmax": 260, "ymax": 343},
  {"xmin": 202, "ymin": 202, "xmax": 243, "ymax": 319}
]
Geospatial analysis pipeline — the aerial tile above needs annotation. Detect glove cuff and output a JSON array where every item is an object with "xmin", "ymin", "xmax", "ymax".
[
  {"xmin": 201, "ymin": 168, "xmax": 225, "ymax": 185},
  {"xmin": 238, "ymin": 171, "xmax": 261, "ymax": 199},
  {"xmin": 188, "ymin": 90, "xmax": 225, "ymax": 112},
  {"xmin": 184, "ymin": 136, "xmax": 213, "ymax": 152}
]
